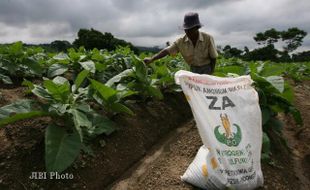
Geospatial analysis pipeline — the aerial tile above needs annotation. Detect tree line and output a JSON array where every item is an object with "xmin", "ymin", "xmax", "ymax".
[
  {"xmin": 220, "ymin": 27, "xmax": 309, "ymax": 62},
  {"xmin": 49, "ymin": 28, "xmax": 138, "ymax": 53},
  {"xmin": 13, "ymin": 27, "xmax": 310, "ymax": 62}
]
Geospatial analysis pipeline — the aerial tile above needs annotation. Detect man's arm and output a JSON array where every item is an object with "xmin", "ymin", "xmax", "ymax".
[
  {"xmin": 208, "ymin": 35, "xmax": 218, "ymax": 74},
  {"xmin": 210, "ymin": 58, "xmax": 216, "ymax": 74},
  {"xmin": 144, "ymin": 49, "xmax": 169, "ymax": 64}
]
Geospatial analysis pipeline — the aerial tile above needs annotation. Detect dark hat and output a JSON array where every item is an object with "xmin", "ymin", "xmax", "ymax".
[{"xmin": 183, "ymin": 12, "xmax": 202, "ymax": 30}]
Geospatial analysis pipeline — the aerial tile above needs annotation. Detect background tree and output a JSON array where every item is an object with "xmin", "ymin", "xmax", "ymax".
[
  {"xmin": 73, "ymin": 28, "xmax": 138, "ymax": 52},
  {"xmin": 51, "ymin": 40, "xmax": 72, "ymax": 52},
  {"xmin": 292, "ymin": 50, "xmax": 310, "ymax": 62},
  {"xmin": 223, "ymin": 45, "xmax": 243, "ymax": 58},
  {"xmin": 245, "ymin": 44, "xmax": 280, "ymax": 61},
  {"xmin": 249, "ymin": 27, "xmax": 307, "ymax": 61},
  {"xmin": 281, "ymin": 27, "xmax": 307, "ymax": 53},
  {"xmin": 254, "ymin": 28, "xmax": 281, "ymax": 46}
]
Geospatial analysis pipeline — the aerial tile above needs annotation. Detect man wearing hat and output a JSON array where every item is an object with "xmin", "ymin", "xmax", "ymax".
[{"xmin": 144, "ymin": 12, "xmax": 218, "ymax": 74}]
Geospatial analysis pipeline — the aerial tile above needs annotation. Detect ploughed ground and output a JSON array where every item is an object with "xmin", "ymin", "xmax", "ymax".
[{"xmin": 0, "ymin": 81, "xmax": 309, "ymax": 190}]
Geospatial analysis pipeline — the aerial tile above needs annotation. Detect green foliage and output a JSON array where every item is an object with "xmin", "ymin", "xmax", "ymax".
[
  {"xmin": 222, "ymin": 45, "xmax": 243, "ymax": 58},
  {"xmin": 282, "ymin": 27, "xmax": 307, "ymax": 52},
  {"xmin": 0, "ymin": 42, "xmax": 47, "ymax": 84},
  {"xmin": 0, "ymin": 42, "xmax": 308, "ymax": 171},
  {"xmin": 292, "ymin": 50, "xmax": 310, "ymax": 62},
  {"xmin": 0, "ymin": 72, "xmax": 118, "ymax": 173},
  {"xmin": 45, "ymin": 124, "xmax": 81, "ymax": 172},
  {"xmin": 90, "ymin": 79, "xmax": 134, "ymax": 115},
  {"xmin": 73, "ymin": 28, "xmax": 138, "ymax": 52},
  {"xmin": 245, "ymin": 44, "xmax": 280, "ymax": 61},
  {"xmin": 254, "ymin": 28, "xmax": 280, "ymax": 45},
  {"xmin": 220, "ymin": 27, "xmax": 308, "ymax": 62},
  {"xmin": 51, "ymin": 40, "xmax": 72, "ymax": 52},
  {"xmin": 104, "ymin": 56, "xmax": 164, "ymax": 100}
]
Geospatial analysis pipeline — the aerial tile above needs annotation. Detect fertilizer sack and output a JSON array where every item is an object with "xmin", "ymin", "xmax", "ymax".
[{"xmin": 175, "ymin": 70, "xmax": 264, "ymax": 189}]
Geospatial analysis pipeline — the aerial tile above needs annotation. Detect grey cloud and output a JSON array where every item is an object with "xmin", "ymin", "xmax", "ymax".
[{"xmin": 0, "ymin": 0, "xmax": 309, "ymax": 51}]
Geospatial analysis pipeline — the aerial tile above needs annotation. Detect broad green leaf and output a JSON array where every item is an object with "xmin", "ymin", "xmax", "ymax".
[
  {"xmin": 68, "ymin": 49, "xmax": 82, "ymax": 62},
  {"xmin": 76, "ymin": 103, "xmax": 92, "ymax": 113},
  {"xmin": 53, "ymin": 53, "xmax": 69, "ymax": 60},
  {"xmin": 43, "ymin": 80, "xmax": 70, "ymax": 103},
  {"xmin": 106, "ymin": 69, "xmax": 133, "ymax": 87},
  {"xmin": 256, "ymin": 63, "xmax": 264, "ymax": 74},
  {"xmin": 0, "ymin": 111, "xmax": 48, "ymax": 127},
  {"xmin": 88, "ymin": 113, "xmax": 116, "ymax": 137},
  {"xmin": 259, "ymin": 63, "xmax": 286, "ymax": 76},
  {"xmin": 47, "ymin": 64, "xmax": 68, "ymax": 78},
  {"xmin": 252, "ymin": 73, "xmax": 279, "ymax": 94},
  {"xmin": 280, "ymin": 83, "xmax": 294, "ymax": 103},
  {"xmin": 32, "ymin": 85, "xmax": 54, "ymax": 100},
  {"xmin": 22, "ymin": 79, "xmax": 34, "ymax": 90},
  {"xmin": 52, "ymin": 76, "xmax": 69, "ymax": 85},
  {"xmin": 45, "ymin": 124, "xmax": 81, "ymax": 173},
  {"xmin": 0, "ymin": 74, "xmax": 13, "ymax": 84},
  {"xmin": 116, "ymin": 90, "xmax": 137, "ymax": 100},
  {"xmin": 147, "ymin": 86, "xmax": 164, "ymax": 100},
  {"xmin": 132, "ymin": 56, "xmax": 147, "ymax": 82},
  {"xmin": 23, "ymin": 58, "xmax": 43, "ymax": 75},
  {"xmin": 0, "ymin": 99, "xmax": 47, "ymax": 127},
  {"xmin": 249, "ymin": 62, "xmax": 261, "ymax": 73},
  {"xmin": 0, "ymin": 99, "xmax": 38, "ymax": 119},
  {"xmin": 22, "ymin": 79, "xmax": 35, "ymax": 94},
  {"xmin": 90, "ymin": 79, "xmax": 117, "ymax": 102},
  {"xmin": 48, "ymin": 103, "xmax": 68, "ymax": 115},
  {"xmin": 94, "ymin": 62, "xmax": 106, "ymax": 72},
  {"xmin": 79, "ymin": 61, "xmax": 96, "ymax": 73},
  {"xmin": 265, "ymin": 76, "xmax": 284, "ymax": 93},
  {"xmin": 261, "ymin": 107, "xmax": 271, "ymax": 125},
  {"xmin": 73, "ymin": 70, "xmax": 89, "ymax": 92},
  {"xmin": 262, "ymin": 132, "xmax": 270, "ymax": 154},
  {"xmin": 70, "ymin": 109, "xmax": 92, "ymax": 141},
  {"xmin": 109, "ymin": 102, "xmax": 134, "ymax": 116}
]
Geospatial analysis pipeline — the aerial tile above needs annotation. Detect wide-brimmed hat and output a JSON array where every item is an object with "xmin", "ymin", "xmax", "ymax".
[{"xmin": 183, "ymin": 12, "xmax": 203, "ymax": 30}]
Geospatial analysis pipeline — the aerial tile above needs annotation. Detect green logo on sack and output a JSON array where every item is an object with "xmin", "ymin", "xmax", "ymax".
[{"xmin": 214, "ymin": 114, "xmax": 242, "ymax": 147}]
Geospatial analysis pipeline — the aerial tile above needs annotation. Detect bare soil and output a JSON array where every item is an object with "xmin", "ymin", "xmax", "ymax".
[{"xmin": 0, "ymin": 85, "xmax": 192, "ymax": 190}]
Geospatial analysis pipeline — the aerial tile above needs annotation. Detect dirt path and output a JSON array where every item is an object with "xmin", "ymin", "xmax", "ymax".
[
  {"xmin": 109, "ymin": 120, "xmax": 200, "ymax": 190},
  {"xmin": 109, "ymin": 81, "xmax": 310, "ymax": 190},
  {"xmin": 282, "ymin": 81, "xmax": 310, "ymax": 189}
]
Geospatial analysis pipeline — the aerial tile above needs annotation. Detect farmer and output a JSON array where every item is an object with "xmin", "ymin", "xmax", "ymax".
[{"xmin": 144, "ymin": 12, "xmax": 218, "ymax": 74}]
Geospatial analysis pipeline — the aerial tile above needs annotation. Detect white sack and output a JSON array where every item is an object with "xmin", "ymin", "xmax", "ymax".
[{"xmin": 175, "ymin": 70, "xmax": 264, "ymax": 189}]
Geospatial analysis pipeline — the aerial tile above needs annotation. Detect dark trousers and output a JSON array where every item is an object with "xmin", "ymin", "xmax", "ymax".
[{"xmin": 190, "ymin": 64, "xmax": 212, "ymax": 74}]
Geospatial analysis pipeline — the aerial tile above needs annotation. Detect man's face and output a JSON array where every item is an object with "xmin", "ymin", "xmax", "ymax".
[{"xmin": 184, "ymin": 27, "xmax": 199, "ymax": 39}]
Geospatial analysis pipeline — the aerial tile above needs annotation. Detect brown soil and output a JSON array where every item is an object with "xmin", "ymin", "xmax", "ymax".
[
  {"xmin": 0, "ymin": 85, "xmax": 192, "ymax": 190},
  {"xmin": 0, "ymin": 80, "xmax": 309, "ymax": 190}
]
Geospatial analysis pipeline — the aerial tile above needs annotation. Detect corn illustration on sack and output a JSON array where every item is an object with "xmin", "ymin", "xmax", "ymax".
[{"xmin": 175, "ymin": 70, "xmax": 264, "ymax": 189}]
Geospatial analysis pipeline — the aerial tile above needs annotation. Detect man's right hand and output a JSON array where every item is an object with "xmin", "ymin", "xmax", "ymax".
[
  {"xmin": 143, "ymin": 49, "xmax": 169, "ymax": 65},
  {"xmin": 143, "ymin": 57, "xmax": 153, "ymax": 64}
]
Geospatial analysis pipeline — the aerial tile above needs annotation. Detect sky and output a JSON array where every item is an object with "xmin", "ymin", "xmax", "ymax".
[{"xmin": 0, "ymin": 0, "xmax": 310, "ymax": 51}]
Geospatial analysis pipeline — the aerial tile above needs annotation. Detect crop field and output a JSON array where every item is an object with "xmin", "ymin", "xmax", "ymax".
[{"xmin": 0, "ymin": 42, "xmax": 309, "ymax": 189}]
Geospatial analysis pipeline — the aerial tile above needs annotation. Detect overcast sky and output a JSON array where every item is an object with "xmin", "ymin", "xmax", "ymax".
[{"xmin": 0, "ymin": 0, "xmax": 309, "ymax": 51}]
